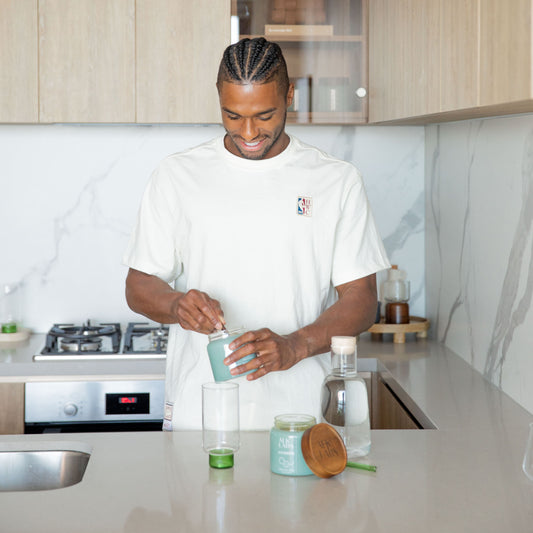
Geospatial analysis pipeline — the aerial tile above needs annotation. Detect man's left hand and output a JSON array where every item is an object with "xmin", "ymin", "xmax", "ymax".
[{"xmin": 224, "ymin": 328, "xmax": 303, "ymax": 381}]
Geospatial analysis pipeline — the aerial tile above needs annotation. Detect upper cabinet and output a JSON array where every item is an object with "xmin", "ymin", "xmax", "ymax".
[
  {"xmin": 0, "ymin": 0, "xmax": 38, "ymax": 123},
  {"xmin": 136, "ymin": 0, "xmax": 230, "ymax": 123},
  {"xmin": 5, "ymin": 1, "xmax": 533, "ymax": 125},
  {"xmin": 369, "ymin": 0, "xmax": 533, "ymax": 123},
  {"xmin": 39, "ymin": 0, "xmax": 135, "ymax": 123},
  {"xmin": 479, "ymin": 0, "xmax": 533, "ymax": 108},
  {"xmin": 439, "ymin": 0, "xmax": 478, "ymax": 113},
  {"xmin": 369, "ymin": 0, "xmax": 440, "ymax": 122},
  {"xmin": 232, "ymin": 0, "xmax": 368, "ymax": 124},
  {"xmin": 0, "ymin": 0, "xmax": 229, "ymax": 124}
]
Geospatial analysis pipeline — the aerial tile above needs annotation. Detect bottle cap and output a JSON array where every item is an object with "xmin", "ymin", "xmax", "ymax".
[
  {"xmin": 209, "ymin": 452, "xmax": 234, "ymax": 469},
  {"xmin": 331, "ymin": 336, "xmax": 356, "ymax": 351},
  {"xmin": 301, "ymin": 423, "xmax": 348, "ymax": 478}
]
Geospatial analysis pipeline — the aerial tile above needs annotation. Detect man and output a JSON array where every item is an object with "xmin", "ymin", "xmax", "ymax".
[{"xmin": 123, "ymin": 38, "xmax": 390, "ymax": 430}]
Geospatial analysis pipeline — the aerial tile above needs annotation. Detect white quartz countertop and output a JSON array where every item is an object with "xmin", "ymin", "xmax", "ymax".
[
  {"xmin": 2, "ymin": 335, "xmax": 533, "ymax": 532},
  {"xmin": 0, "ymin": 333, "xmax": 165, "ymax": 382}
]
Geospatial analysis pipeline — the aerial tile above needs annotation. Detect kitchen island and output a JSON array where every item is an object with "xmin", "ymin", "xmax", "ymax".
[{"xmin": 1, "ymin": 336, "xmax": 533, "ymax": 532}]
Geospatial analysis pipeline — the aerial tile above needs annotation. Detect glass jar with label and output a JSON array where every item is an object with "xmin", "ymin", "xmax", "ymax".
[
  {"xmin": 207, "ymin": 327, "xmax": 257, "ymax": 382},
  {"xmin": 270, "ymin": 414, "xmax": 316, "ymax": 476}
]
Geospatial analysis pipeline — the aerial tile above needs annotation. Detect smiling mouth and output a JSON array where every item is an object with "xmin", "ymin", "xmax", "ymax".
[{"xmin": 240, "ymin": 138, "xmax": 266, "ymax": 151}]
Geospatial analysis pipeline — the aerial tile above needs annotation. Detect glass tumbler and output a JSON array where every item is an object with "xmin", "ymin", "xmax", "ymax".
[
  {"xmin": 202, "ymin": 382, "xmax": 240, "ymax": 469},
  {"xmin": 522, "ymin": 422, "xmax": 533, "ymax": 481}
]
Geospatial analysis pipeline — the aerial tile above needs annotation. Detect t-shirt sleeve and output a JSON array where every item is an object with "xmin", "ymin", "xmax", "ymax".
[
  {"xmin": 122, "ymin": 166, "xmax": 182, "ymax": 283},
  {"xmin": 331, "ymin": 170, "xmax": 390, "ymax": 286}
]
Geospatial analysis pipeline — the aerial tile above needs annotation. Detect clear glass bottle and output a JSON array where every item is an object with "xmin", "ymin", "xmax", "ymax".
[
  {"xmin": 320, "ymin": 336, "xmax": 370, "ymax": 458},
  {"xmin": 382, "ymin": 265, "xmax": 410, "ymax": 324}
]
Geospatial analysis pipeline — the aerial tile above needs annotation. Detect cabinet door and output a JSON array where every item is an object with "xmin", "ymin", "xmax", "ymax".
[
  {"xmin": 39, "ymin": 0, "xmax": 135, "ymax": 123},
  {"xmin": 136, "ymin": 0, "xmax": 231, "ymax": 124},
  {"xmin": 375, "ymin": 378, "xmax": 419, "ymax": 430},
  {"xmin": 0, "ymin": 383, "xmax": 24, "ymax": 435},
  {"xmin": 440, "ymin": 0, "xmax": 479, "ymax": 112},
  {"xmin": 0, "ymin": 0, "xmax": 38, "ymax": 123},
  {"xmin": 369, "ymin": 0, "xmax": 440, "ymax": 122},
  {"xmin": 232, "ymin": 0, "xmax": 368, "ymax": 124},
  {"xmin": 480, "ymin": 0, "xmax": 533, "ymax": 106}
]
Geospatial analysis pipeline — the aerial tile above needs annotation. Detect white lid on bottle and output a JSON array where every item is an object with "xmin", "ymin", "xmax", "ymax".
[
  {"xmin": 387, "ymin": 264, "xmax": 407, "ymax": 281},
  {"xmin": 331, "ymin": 336, "xmax": 357, "ymax": 351}
]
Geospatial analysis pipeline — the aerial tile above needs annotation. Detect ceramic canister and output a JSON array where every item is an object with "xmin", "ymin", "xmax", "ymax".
[{"xmin": 207, "ymin": 327, "xmax": 257, "ymax": 382}]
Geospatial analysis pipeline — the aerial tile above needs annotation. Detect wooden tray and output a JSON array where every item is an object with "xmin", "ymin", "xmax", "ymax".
[{"xmin": 367, "ymin": 316, "xmax": 430, "ymax": 344}]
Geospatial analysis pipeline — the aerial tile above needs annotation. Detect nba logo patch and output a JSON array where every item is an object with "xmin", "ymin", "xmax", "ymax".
[{"xmin": 297, "ymin": 196, "xmax": 312, "ymax": 216}]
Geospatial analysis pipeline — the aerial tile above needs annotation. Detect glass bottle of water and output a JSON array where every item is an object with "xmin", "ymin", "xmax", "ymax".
[{"xmin": 320, "ymin": 336, "xmax": 370, "ymax": 458}]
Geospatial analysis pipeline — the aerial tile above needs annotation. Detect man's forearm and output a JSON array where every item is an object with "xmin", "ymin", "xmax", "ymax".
[
  {"xmin": 125, "ymin": 268, "xmax": 225, "ymax": 333},
  {"xmin": 125, "ymin": 268, "xmax": 182, "ymax": 324},
  {"xmin": 288, "ymin": 274, "xmax": 378, "ymax": 363}
]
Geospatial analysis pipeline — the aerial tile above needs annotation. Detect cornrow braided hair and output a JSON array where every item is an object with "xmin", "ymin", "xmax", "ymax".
[{"xmin": 217, "ymin": 37, "xmax": 289, "ymax": 96}]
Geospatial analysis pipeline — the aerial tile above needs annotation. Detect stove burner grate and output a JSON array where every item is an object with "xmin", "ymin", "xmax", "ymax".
[
  {"xmin": 123, "ymin": 323, "xmax": 169, "ymax": 354},
  {"xmin": 42, "ymin": 321, "xmax": 121, "ymax": 355}
]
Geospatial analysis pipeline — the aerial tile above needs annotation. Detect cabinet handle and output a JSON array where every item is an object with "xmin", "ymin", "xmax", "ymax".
[
  {"xmin": 231, "ymin": 15, "xmax": 240, "ymax": 44},
  {"xmin": 356, "ymin": 87, "xmax": 367, "ymax": 98}
]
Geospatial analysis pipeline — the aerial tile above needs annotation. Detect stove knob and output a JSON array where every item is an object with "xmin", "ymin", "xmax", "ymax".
[{"xmin": 63, "ymin": 403, "xmax": 78, "ymax": 416}]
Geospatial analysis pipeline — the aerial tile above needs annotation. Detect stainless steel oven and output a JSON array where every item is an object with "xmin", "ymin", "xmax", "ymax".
[{"xmin": 24, "ymin": 380, "xmax": 165, "ymax": 433}]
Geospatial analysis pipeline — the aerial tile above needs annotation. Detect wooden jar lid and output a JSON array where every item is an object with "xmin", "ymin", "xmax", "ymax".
[{"xmin": 301, "ymin": 423, "xmax": 347, "ymax": 478}]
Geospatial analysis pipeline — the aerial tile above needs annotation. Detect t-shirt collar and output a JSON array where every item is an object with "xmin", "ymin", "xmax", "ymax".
[{"xmin": 218, "ymin": 134, "xmax": 294, "ymax": 170}]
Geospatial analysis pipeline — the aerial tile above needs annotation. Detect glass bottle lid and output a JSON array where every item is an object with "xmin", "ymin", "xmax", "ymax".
[
  {"xmin": 331, "ymin": 336, "xmax": 357, "ymax": 351},
  {"xmin": 301, "ymin": 423, "xmax": 347, "ymax": 478}
]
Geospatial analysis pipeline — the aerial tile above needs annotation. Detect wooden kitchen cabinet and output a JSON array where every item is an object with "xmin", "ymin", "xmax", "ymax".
[
  {"xmin": 479, "ymin": 0, "xmax": 533, "ymax": 107},
  {"xmin": 0, "ymin": 383, "xmax": 24, "ymax": 435},
  {"xmin": 232, "ymin": 0, "xmax": 368, "ymax": 124},
  {"xmin": 136, "ymin": 0, "xmax": 230, "ymax": 124},
  {"xmin": 369, "ymin": 0, "xmax": 440, "ymax": 122},
  {"xmin": 440, "ymin": 0, "xmax": 478, "ymax": 113},
  {"xmin": 373, "ymin": 376, "xmax": 420, "ymax": 430},
  {"xmin": 370, "ymin": 0, "xmax": 533, "ymax": 123},
  {"xmin": 39, "ymin": 0, "xmax": 136, "ymax": 123},
  {"xmin": 0, "ymin": 0, "xmax": 38, "ymax": 123}
]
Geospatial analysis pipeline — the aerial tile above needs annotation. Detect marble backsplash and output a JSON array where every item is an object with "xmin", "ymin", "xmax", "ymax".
[
  {"xmin": 426, "ymin": 114, "xmax": 533, "ymax": 415},
  {"xmin": 0, "ymin": 124, "xmax": 424, "ymax": 333}
]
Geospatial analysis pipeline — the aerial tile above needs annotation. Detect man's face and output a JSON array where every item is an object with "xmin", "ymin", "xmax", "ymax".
[{"xmin": 218, "ymin": 81, "xmax": 293, "ymax": 160}]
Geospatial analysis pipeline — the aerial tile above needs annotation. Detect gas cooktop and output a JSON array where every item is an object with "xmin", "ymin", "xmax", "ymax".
[{"xmin": 33, "ymin": 321, "xmax": 169, "ymax": 361}]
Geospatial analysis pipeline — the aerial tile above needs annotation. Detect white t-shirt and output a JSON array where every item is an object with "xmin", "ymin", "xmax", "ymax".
[{"xmin": 123, "ymin": 135, "xmax": 390, "ymax": 430}]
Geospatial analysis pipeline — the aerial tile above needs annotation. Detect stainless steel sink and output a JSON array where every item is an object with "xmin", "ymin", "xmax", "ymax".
[{"xmin": 0, "ymin": 441, "xmax": 92, "ymax": 492}]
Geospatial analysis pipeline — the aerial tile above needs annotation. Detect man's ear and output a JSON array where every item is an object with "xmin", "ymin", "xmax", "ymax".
[{"xmin": 286, "ymin": 83, "xmax": 295, "ymax": 107}]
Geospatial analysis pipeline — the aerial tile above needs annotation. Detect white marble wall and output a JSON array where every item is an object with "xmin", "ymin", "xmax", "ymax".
[
  {"xmin": 0, "ymin": 124, "xmax": 424, "ymax": 333},
  {"xmin": 426, "ymin": 114, "xmax": 533, "ymax": 415}
]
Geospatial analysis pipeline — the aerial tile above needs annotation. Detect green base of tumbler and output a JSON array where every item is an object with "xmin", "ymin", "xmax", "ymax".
[{"xmin": 209, "ymin": 450, "xmax": 234, "ymax": 469}]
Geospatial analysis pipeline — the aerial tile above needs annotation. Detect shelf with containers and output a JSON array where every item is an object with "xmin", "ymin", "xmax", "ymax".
[{"xmin": 232, "ymin": 0, "xmax": 368, "ymax": 124}]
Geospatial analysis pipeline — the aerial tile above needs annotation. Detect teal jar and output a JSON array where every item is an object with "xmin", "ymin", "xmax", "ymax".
[
  {"xmin": 270, "ymin": 414, "xmax": 316, "ymax": 476},
  {"xmin": 207, "ymin": 327, "xmax": 257, "ymax": 382}
]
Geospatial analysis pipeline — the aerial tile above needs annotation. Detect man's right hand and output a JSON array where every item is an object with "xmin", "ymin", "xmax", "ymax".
[
  {"xmin": 125, "ymin": 268, "xmax": 224, "ymax": 334},
  {"xmin": 172, "ymin": 289, "xmax": 225, "ymax": 334}
]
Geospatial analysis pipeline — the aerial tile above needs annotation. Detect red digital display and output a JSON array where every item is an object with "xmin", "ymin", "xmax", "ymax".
[{"xmin": 119, "ymin": 396, "xmax": 138, "ymax": 404}]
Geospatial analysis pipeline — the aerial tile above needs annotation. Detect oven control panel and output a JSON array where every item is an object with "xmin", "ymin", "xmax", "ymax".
[{"xmin": 25, "ymin": 380, "xmax": 165, "ymax": 423}]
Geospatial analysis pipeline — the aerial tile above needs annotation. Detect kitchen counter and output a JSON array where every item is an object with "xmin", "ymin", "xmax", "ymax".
[
  {"xmin": 2, "ymin": 335, "xmax": 533, "ymax": 532},
  {"xmin": 0, "ymin": 333, "xmax": 165, "ymax": 382}
]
